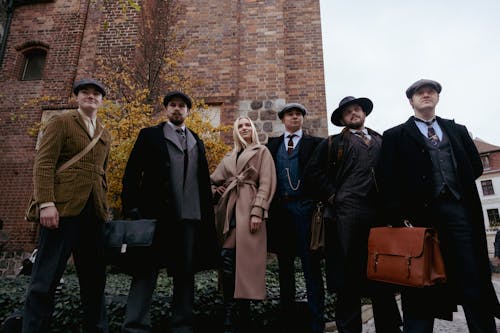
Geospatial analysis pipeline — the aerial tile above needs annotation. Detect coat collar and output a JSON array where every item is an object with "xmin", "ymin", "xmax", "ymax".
[
  {"xmin": 403, "ymin": 115, "xmax": 455, "ymax": 148},
  {"xmin": 163, "ymin": 122, "xmax": 196, "ymax": 152},
  {"xmin": 403, "ymin": 116, "xmax": 429, "ymax": 147},
  {"xmin": 268, "ymin": 133, "xmax": 315, "ymax": 167},
  {"xmin": 235, "ymin": 143, "xmax": 262, "ymax": 174},
  {"xmin": 70, "ymin": 109, "xmax": 91, "ymax": 138},
  {"xmin": 69, "ymin": 109, "xmax": 107, "ymax": 141}
]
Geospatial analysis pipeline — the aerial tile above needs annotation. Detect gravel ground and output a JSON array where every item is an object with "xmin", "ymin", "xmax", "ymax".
[{"xmin": 339, "ymin": 274, "xmax": 500, "ymax": 333}]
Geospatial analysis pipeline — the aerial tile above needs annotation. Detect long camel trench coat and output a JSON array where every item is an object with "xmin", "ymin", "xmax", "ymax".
[{"xmin": 211, "ymin": 143, "xmax": 276, "ymax": 300}]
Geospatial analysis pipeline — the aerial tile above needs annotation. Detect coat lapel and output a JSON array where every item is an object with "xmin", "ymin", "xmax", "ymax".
[
  {"xmin": 267, "ymin": 135, "xmax": 284, "ymax": 158},
  {"xmin": 163, "ymin": 122, "xmax": 184, "ymax": 152},
  {"xmin": 186, "ymin": 128, "xmax": 197, "ymax": 152},
  {"xmin": 298, "ymin": 134, "xmax": 314, "ymax": 168},
  {"xmin": 436, "ymin": 117, "xmax": 457, "ymax": 146},
  {"xmin": 403, "ymin": 116, "xmax": 428, "ymax": 148},
  {"xmin": 236, "ymin": 144, "xmax": 260, "ymax": 174},
  {"xmin": 70, "ymin": 110, "xmax": 92, "ymax": 139}
]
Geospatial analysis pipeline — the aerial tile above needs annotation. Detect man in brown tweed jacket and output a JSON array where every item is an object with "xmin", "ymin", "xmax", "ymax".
[{"xmin": 22, "ymin": 78, "xmax": 111, "ymax": 333}]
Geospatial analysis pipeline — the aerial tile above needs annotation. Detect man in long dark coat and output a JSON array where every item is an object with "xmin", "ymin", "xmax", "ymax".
[
  {"xmin": 378, "ymin": 79, "xmax": 500, "ymax": 332},
  {"xmin": 121, "ymin": 91, "xmax": 219, "ymax": 333},
  {"xmin": 304, "ymin": 96, "xmax": 402, "ymax": 333}
]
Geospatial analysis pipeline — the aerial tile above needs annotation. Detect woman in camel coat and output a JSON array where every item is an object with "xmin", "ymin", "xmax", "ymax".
[{"xmin": 211, "ymin": 116, "xmax": 276, "ymax": 333}]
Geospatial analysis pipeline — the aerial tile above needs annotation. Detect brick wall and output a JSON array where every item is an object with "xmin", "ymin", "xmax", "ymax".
[
  {"xmin": 0, "ymin": 0, "xmax": 89, "ymax": 252},
  {"xmin": 0, "ymin": 0, "xmax": 327, "ymax": 251},
  {"xmin": 181, "ymin": 0, "xmax": 327, "ymax": 139}
]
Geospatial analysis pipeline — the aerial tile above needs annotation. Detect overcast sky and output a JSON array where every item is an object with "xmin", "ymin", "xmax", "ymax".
[{"xmin": 319, "ymin": 0, "xmax": 500, "ymax": 145}]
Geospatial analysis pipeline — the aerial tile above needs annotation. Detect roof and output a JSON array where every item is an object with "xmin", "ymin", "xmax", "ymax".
[{"xmin": 474, "ymin": 138, "xmax": 500, "ymax": 154}]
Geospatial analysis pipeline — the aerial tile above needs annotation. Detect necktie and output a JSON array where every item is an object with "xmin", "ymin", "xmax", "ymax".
[
  {"xmin": 176, "ymin": 128, "xmax": 188, "ymax": 184},
  {"xmin": 355, "ymin": 131, "xmax": 370, "ymax": 145},
  {"xmin": 287, "ymin": 134, "xmax": 296, "ymax": 155},
  {"xmin": 426, "ymin": 122, "xmax": 440, "ymax": 146},
  {"xmin": 415, "ymin": 118, "xmax": 440, "ymax": 146},
  {"xmin": 89, "ymin": 119, "xmax": 96, "ymax": 137},
  {"xmin": 176, "ymin": 128, "xmax": 187, "ymax": 150}
]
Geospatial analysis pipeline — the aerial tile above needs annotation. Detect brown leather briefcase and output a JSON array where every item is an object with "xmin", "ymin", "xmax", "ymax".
[{"xmin": 367, "ymin": 226, "xmax": 447, "ymax": 287}]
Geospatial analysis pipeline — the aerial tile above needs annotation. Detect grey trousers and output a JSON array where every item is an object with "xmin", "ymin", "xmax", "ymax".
[{"xmin": 122, "ymin": 220, "xmax": 197, "ymax": 333}]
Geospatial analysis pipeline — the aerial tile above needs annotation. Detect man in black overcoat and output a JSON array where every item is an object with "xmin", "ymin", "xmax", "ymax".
[
  {"xmin": 266, "ymin": 103, "xmax": 325, "ymax": 333},
  {"xmin": 378, "ymin": 79, "xmax": 500, "ymax": 332},
  {"xmin": 121, "ymin": 91, "xmax": 219, "ymax": 333},
  {"xmin": 304, "ymin": 96, "xmax": 402, "ymax": 333}
]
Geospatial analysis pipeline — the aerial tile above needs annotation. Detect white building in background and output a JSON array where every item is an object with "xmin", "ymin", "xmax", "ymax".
[{"xmin": 474, "ymin": 138, "xmax": 500, "ymax": 257}]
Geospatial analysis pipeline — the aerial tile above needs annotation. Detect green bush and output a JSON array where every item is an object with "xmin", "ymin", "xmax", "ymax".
[{"xmin": 0, "ymin": 258, "xmax": 337, "ymax": 332}]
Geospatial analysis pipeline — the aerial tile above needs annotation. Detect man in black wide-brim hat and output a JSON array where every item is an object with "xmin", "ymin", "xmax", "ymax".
[{"xmin": 304, "ymin": 95, "xmax": 403, "ymax": 333}]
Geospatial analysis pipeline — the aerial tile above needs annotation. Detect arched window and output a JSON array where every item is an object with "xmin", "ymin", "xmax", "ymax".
[{"xmin": 21, "ymin": 48, "xmax": 46, "ymax": 81}]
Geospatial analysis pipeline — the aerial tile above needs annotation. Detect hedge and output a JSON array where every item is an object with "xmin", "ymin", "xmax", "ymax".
[{"xmin": 0, "ymin": 257, "xmax": 337, "ymax": 332}]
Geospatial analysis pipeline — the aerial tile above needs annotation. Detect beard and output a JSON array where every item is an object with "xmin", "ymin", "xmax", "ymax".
[
  {"xmin": 168, "ymin": 114, "xmax": 186, "ymax": 126},
  {"xmin": 345, "ymin": 119, "xmax": 364, "ymax": 130}
]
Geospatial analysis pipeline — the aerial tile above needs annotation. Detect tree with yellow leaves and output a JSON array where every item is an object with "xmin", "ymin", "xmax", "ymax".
[{"xmin": 95, "ymin": 0, "xmax": 231, "ymax": 216}]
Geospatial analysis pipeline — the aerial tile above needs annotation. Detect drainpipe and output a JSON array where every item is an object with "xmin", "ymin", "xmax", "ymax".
[{"xmin": 0, "ymin": 0, "xmax": 14, "ymax": 67}]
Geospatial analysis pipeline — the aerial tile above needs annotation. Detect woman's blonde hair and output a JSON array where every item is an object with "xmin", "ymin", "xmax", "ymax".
[{"xmin": 233, "ymin": 116, "xmax": 260, "ymax": 151}]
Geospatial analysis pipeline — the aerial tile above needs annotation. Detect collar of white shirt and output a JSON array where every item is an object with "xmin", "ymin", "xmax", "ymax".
[
  {"xmin": 167, "ymin": 121, "xmax": 186, "ymax": 132},
  {"xmin": 284, "ymin": 129, "xmax": 303, "ymax": 139},
  {"xmin": 349, "ymin": 128, "xmax": 368, "ymax": 135}
]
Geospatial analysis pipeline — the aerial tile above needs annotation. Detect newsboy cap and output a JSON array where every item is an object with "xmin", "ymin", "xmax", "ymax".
[
  {"xmin": 406, "ymin": 79, "xmax": 442, "ymax": 99},
  {"xmin": 73, "ymin": 78, "xmax": 106, "ymax": 96},
  {"xmin": 330, "ymin": 96, "xmax": 373, "ymax": 126},
  {"xmin": 278, "ymin": 103, "xmax": 308, "ymax": 119},
  {"xmin": 163, "ymin": 91, "xmax": 192, "ymax": 109}
]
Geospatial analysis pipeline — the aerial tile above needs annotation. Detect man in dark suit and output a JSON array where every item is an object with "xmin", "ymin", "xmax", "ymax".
[
  {"xmin": 304, "ymin": 96, "xmax": 402, "ymax": 333},
  {"xmin": 266, "ymin": 103, "xmax": 325, "ymax": 333},
  {"xmin": 121, "ymin": 91, "xmax": 219, "ymax": 333},
  {"xmin": 23, "ymin": 78, "xmax": 111, "ymax": 332},
  {"xmin": 378, "ymin": 79, "xmax": 500, "ymax": 332}
]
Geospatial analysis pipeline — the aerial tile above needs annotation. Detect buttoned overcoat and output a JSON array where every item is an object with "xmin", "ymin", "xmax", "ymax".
[
  {"xmin": 121, "ymin": 122, "xmax": 219, "ymax": 274},
  {"xmin": 377, "ymin": 116, "xmax": 500, "ymax": 319}
]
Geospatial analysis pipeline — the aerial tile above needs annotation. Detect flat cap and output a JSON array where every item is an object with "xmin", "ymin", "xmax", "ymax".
[
  {"xmin": 73, "ymin": 78, "xmax": 106, "ymax": 96},
  {"xmin": 406, "ymin": 79, "xmax": 442, "ymax": 99},
  {"xmin": 163, "ymin": 91, "xmax": 192, "ymax": 109},
  {"xmin": 278, "ymin": 103, "xmax": 308, "ymax": 119}
]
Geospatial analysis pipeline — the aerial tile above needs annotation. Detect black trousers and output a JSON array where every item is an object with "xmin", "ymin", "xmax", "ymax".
[
  {"xmin": 402, "ymin": 198, "xmax": 496, "ymax": 333},
  {"xmin": 335, "ymin": 287, "xmax": 402, "ymax": 333},
  {"xmin": 22, "ymin": 199, "xmax": 108, "ymax": 333}
]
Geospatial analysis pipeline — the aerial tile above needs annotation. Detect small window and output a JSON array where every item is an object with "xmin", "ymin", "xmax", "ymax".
[
  {"xmin": 481, "ymin": 180, "xmax": 495, "ymax": 196},
  {"xmin": 22, "ymin": 49, "xmax": 46, "ymax": 81},
  {"xmin": 487, "ymin": 209, "xmax": 500, "ymax": 227},
  {"xmin": 481, "ymin": 155, "xmax": 490, "ymax": 169}
]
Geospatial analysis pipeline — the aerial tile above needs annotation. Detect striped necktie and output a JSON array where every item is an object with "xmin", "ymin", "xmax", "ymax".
[
  {"xmin": 415, "ymin": 118, "xmax": 440, "ymax": 146},
  {"xmin": 355, "ymin": 131, "xmax": 370, "ymax": 145}
]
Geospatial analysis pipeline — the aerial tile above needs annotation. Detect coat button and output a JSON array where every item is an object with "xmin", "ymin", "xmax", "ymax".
[{"xmin": 422, "ymin": 175, "xmax": 427, "ymax": 180}]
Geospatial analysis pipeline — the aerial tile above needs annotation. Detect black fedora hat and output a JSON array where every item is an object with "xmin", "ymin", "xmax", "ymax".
[
  {"xmin": 163, "ymin": 91, "xmax": 192, "ymax": 109},
  {"xmin": 278, "ymin": 103, "xmax": 308, "ymax": 119},
  {"xmin": 330, "ymin": 96, "xmax": 373, "ymax": 126},
  {"xmin": 405, "ymin": 79, "xmax": 442, "ymax": 99},
  {"xmin": 73, "ymin": 78, "xmax": 106, "ymax": 96}
]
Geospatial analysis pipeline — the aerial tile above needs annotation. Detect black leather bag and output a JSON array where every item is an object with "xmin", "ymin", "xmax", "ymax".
[{"xmin": 103, "ymin": 219, "xmax": 157, "ymax": 271}]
